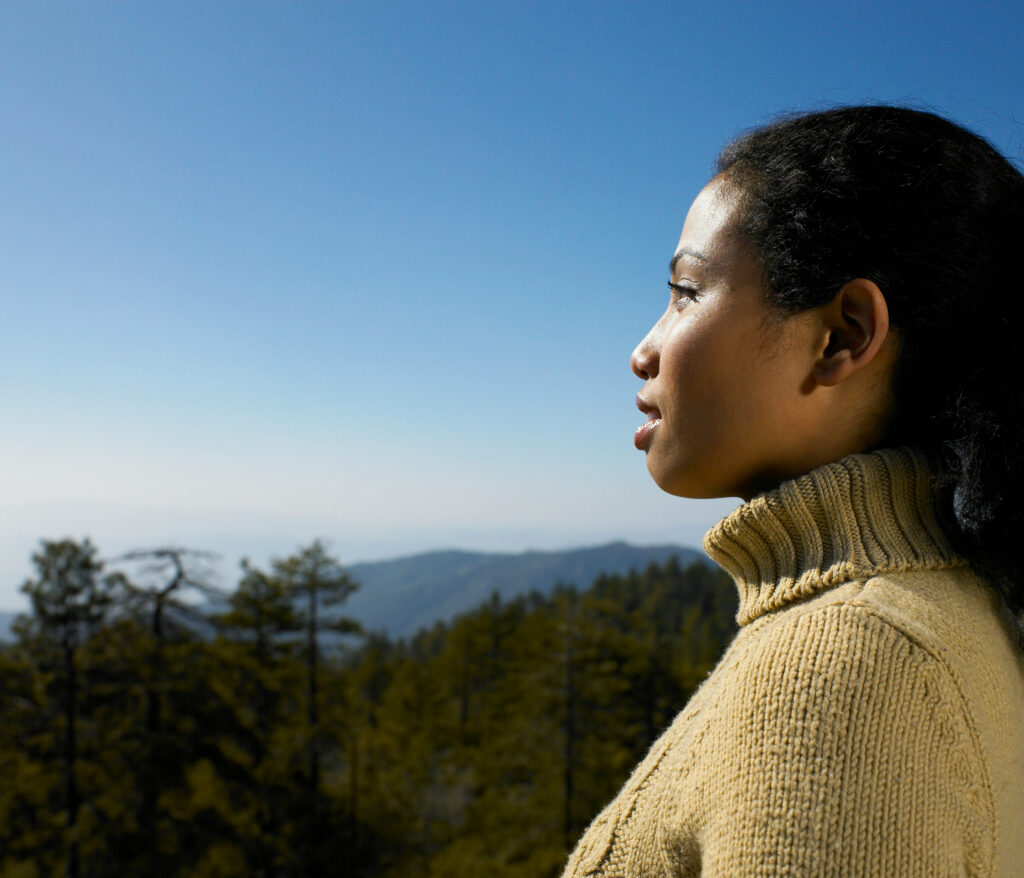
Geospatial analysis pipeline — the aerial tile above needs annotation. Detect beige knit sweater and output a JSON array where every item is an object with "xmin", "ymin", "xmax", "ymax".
[{"xmin": 562, "ymin": 448, "xmax": 1024, "ymax": 877}]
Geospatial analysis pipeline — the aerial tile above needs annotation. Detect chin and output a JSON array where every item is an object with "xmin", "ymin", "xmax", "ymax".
[
  {"xmin": 648, "ymin": 461, "xmax": 719, "ymax": 500},
  {"xmin": 647, "ymin": 455, "xmax": 754, "ymax": 501}
]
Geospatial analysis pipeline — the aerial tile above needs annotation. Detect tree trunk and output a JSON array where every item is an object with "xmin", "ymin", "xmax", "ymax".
[
  {"xmin": 139, "ymin": 597, "xmax": 165, "ymax": 855},
  {"xmin": 307, "ymin": 585, "xmax": 319, "ymax": 794},
  {"xmin": 563, "ymin": 625, "xmax": 576, "ymax": 853},
  {"xmin": 306, "ymin": 585, "xmax": 320, "ymax": 877},
  {"xmin": 62, "ymin": 633, "xmax": 80, "ymax": 878}
]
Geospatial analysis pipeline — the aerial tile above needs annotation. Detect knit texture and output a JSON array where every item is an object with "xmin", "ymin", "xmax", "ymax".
[{"xmin": 561, "ymin": 448, "xmax": 1024, "ymax": 877}]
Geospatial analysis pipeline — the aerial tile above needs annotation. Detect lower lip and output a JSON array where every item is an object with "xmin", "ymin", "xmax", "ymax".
[{"xmin": 634, "ymin": 418, "xmax": 661, "ymax": 449}]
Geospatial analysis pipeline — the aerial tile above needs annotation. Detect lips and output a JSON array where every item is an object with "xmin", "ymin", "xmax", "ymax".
[{"xmin": 634, "ymin": 394, "xmax": 662, "ymax": 450}]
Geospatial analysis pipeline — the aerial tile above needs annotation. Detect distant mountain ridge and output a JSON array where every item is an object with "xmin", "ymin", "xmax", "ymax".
[
  {"xmin": 0, "ymin": 541, "xmax": 705, "ymax": 642},
  {"xmin": 344, "ymin": 541, "xmax": 704, "ymax": 637}
]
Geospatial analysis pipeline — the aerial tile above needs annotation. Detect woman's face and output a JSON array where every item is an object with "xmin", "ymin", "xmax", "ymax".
[{"xmin": 631, "ymin": 177, "xmax": 823, "ymax": 500}]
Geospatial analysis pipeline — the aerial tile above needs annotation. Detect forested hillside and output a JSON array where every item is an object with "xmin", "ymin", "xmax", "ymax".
[
  {"xmin": 0, "ymin": 538, "xmax": 737, "ymax": 877},
  {"xmin": 342, "ymin": 540, "xmax": 703, "ymax": 636}
]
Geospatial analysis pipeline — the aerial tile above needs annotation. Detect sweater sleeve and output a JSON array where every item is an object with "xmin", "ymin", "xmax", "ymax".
[{"xmin": 693, "ymin": 603, "xmax": 995, "ymax": 878}]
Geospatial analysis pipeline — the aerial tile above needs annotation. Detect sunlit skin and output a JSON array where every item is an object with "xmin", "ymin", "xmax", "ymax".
[{"xmin": 631, "ymin": 176, "xmax": 901, "ymax": 501}]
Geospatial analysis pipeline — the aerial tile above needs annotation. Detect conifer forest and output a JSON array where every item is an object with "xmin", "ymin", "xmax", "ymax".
[{"xmin": 0, "ymin": 538, "xmax": 737, "ymax": 877}]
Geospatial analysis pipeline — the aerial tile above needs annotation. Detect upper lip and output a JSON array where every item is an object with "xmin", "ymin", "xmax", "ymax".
[{"xmin": 636, "ymin": 394, "xmax": 661, "ymax": 420}]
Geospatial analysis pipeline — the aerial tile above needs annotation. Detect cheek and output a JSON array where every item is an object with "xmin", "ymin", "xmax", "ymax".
[
  {"xmin": 660, "ymin": 316, "xmax": 784, "ymax": 446},
  {"xmin": 660, "ymin": 319, "xmax": 732, "ymax": 411}
]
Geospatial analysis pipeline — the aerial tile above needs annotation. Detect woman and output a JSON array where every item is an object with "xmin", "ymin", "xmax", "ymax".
[{"xmin": 563, "ymin": 106, "xmax": 1024, "ymax": 877}]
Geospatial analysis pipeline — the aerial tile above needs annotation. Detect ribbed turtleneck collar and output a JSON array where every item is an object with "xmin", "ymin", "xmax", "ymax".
[{"xmin": 703, "ymin": 447, "xmax": 969, "ymax": 626}]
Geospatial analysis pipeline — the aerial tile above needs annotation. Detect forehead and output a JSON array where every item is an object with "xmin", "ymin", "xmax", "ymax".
[{"xmin": 673, "ymin": 176, "xmax": 745, "ymax": 270}]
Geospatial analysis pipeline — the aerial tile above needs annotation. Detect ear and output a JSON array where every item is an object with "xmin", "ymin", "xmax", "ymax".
[{"xmin": 811, "ymin": 278, "xmax": 891, "ymax": 387}]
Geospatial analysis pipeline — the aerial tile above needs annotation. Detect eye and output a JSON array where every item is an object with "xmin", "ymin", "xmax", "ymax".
[{"xmin": 667, "ymin": 280, "xmax": 699, "ymax": 307}]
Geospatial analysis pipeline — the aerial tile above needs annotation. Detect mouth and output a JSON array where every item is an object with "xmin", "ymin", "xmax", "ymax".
[{"xmin": 634, "ymin": 394, "xmax": 662, "ymax": 450}]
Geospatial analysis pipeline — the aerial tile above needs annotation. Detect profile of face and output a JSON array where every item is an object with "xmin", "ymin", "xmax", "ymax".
[{"xmin": 631, "ymin": 176, "xmax": 888, "ymax": 501}]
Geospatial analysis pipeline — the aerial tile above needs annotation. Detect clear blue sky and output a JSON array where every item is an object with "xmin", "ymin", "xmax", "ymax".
[{"xmin": 1, "ymin": 0, "xmax": 1022, "ymax": 607}]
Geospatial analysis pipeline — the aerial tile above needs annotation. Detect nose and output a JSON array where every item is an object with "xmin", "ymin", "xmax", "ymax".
[{"xmin": 631, "ymin": 329, "xmax": 658, "ymax": 380}]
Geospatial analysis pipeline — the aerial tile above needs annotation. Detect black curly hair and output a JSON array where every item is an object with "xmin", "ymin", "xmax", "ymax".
[{"xmin": 716, "ymin": 105, "xmax": 1024, "ymax": 631}]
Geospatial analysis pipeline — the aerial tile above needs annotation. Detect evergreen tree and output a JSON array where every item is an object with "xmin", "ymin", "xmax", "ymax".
[
  {"xmin": 16, "ymin": 538, "xmax": 121, "ymax": 878},
  {"xmin": 269, "ymin": 540, "xmax": 362, "ymax": 875},
  {"xmin": 214, "ymin": 558, "xmax": 304, "ymax": 876}
]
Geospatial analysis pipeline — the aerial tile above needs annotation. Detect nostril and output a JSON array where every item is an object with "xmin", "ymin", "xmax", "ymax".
[{"xmin": 631, "ymin": 345, "xmax": 657, "ymax": 380}]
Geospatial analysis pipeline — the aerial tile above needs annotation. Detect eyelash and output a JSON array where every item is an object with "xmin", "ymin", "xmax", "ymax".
[{"xmin": 667, "ymin": 281, "xmax": 699, "ymax": 305}]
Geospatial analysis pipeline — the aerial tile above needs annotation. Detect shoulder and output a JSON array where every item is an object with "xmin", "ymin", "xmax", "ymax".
[
  {"xmin": 700, "ymin": 591, "xmax": 997, "ymax": 875},
  {"xmin": 741, "ymin": 562, "xmax": 1009, "ymax": 706},
  {"xmin": 733, "ymin": 582, "xmax": 988, "ymax": 761},
  {"xmin": 727, "ymin": 594, "xmax": 980, "ymax": 760}
]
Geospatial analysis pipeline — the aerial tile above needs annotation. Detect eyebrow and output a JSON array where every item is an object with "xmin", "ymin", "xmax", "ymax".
[{"xmin": 669, "ymin": 246, "xmax": 708, "ymax": 276}]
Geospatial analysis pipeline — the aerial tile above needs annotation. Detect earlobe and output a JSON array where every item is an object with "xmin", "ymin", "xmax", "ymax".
[{"xmin": 812, "ymin": 279, "xmax": 891, "ymax": 387}]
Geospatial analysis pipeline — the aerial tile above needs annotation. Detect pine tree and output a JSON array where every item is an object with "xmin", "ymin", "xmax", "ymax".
[
  {"xmin": 215, "ymin": 558, "xmax": 304, "ymax": 876},
  {"xmin": 269, "ymin": 539, "xmax": 362, "ymax": 875},
  {"xmin": 17, "ymin": 538, "xmax": 120, "ymax": 878}
]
